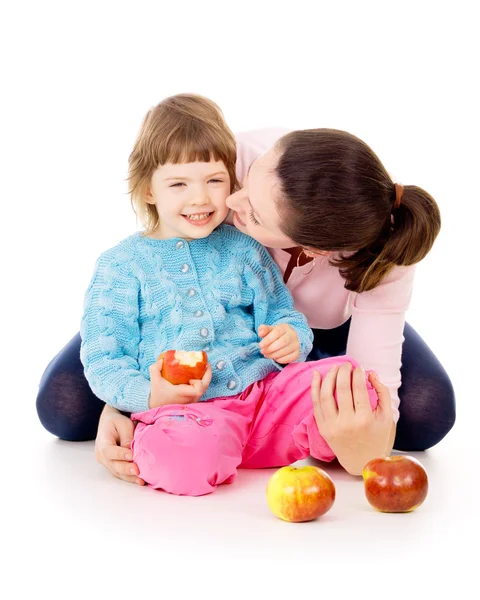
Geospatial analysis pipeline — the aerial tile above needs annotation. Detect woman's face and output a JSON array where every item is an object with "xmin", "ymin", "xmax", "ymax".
[{"xmin": 226, "ymin": 146, "xmax": 297, "ymax": 248}]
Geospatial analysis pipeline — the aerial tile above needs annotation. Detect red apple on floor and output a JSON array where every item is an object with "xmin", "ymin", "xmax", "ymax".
[
  {"xmin": 158, "ymin": 350, "xmax": 208, "ymax": 385},
  {"xmin": 363, "ymin": 455, "xmax": 428, "ymax": 513},
  {"xmin": 266, "ymin": 465, "xmax": 336, "ymax": 522}
]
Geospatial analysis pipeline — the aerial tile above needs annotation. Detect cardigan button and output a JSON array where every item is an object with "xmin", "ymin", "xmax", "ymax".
[
  {"xmin": 227, "ymin": 379, "xmax": 237, "ymax": 390},
  {"xmin": 194, "ymin": 310, "xmax": 204, "ymax": 317},
  {"xmin": 175, "ymin": 241, "xmax": 185, "ymax": 249},
  {"xmin": 187, "ymin": 288, "xmax": 196, "ymax": 297},
  {"xmin": 216, "ymin": 360, "xmax": 226, "ymax": 370},
  {"xmin": 200, "ymin": 327, "xmax": 209, "ymax": 338},
  {"xmin": 180, "ymin": 263, "xmax": 190, "ymax": 273}
]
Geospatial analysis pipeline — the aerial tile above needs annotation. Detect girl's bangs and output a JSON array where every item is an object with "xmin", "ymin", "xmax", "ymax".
[{"xmin": 158, "ymin": 128, "xmax": 232, "ymax": 166}]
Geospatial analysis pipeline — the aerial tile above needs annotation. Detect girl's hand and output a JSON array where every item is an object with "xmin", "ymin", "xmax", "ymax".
[
  {"xmin": 258, "ymin": 323, "xmax": 300, "ymax": 364},
  {"xmin": 95, "ymin": 404, "xmax": 145, "ymax": 486},
  {"xmin": 311, "ymin": 362, "xmax": 394, "ymax": 476},
  {"xmin": 149, "ymin": 358, "xmax": 213, "ymax": 408}
]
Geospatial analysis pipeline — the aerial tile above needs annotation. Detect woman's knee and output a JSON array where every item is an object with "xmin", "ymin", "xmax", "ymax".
[
  {"xmin": 396, "ymin": 323, "xmax": 456, "ymax": 451},
  {"xmin": 395, "ymin": 370, "xmax": 456, "ymax": 451},
  {"xmin": 36, "ymin": 334, "xmax": 104, "ymax": 441},
  {"xmin": 36, "ymin": 369, "xmax": 103, "ymax": 441}
]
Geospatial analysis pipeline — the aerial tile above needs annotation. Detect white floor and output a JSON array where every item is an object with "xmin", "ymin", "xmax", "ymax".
[
  {"xmin": 5, "ymin": 392, "xmax": 478, "ymax": 600},
  {"xmin": 3, "ymin": 4, "xmax": 479, "ymax": 597}
]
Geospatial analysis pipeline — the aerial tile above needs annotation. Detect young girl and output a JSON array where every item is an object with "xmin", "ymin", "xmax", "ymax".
[{"xmin": 80, "ymin": 94, "xmax": 386, "ymax": 496}]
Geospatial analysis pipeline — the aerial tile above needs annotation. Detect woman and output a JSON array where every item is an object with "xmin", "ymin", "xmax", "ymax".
[{"xmin": 36, "ymin": 127, "xmax": 455, "ymax": 485}]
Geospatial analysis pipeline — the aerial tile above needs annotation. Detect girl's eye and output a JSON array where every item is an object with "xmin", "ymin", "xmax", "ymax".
[
  {"xmin": 170, "ymin": 182, "xmax": 186, "ymax": 188},
  {"xmin": 248, "ymin": 210, "xmax": 260, "ymax": 225},
  {"xmin": 208, "ymin": 179, "xmax": 223, "ymax": 184}
]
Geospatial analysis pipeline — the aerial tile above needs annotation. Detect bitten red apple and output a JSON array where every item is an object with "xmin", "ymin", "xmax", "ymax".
[
  {"xmin": 363, "ymin": 455, "xmax": 428, "ymax": 513},
  {"xmin": 266, "ymin": 465, "xmax": 336, "ymax": 523},
  {"xmin": 158, "ymin": 350, "xmax": 208, "ymax": 385}
]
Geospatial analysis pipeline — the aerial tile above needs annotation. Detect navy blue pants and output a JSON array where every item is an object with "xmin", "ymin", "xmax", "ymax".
[{"xmin": 36, "ymin": 321, "xmax": 456, "ymax": 450}]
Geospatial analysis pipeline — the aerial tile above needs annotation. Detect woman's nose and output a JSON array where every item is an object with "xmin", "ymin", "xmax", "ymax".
[{"xmin": 226, "ymin": 189, "xmax": 242, "ymax": 209}]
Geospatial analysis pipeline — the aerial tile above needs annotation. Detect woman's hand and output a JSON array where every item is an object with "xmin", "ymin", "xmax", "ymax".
[
  {"xmin": 149, "ymin": 358, "xmax": 213, "ymax": 409},
  {"xmin": 95, "ymin": 404, "xmax": 145, "ymax": 486},
  {"xmin": 258, "ymin": 323, "xmax": 300, "ymax": 363},
  {"xmin": 311, "ymin": 362, "xmax": 395, "ymax": 476}
]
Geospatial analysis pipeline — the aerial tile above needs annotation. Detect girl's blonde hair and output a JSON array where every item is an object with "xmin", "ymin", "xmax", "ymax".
[{"xmin": 128, "ymin": 94, "xmax": 238, "ymax": 234}]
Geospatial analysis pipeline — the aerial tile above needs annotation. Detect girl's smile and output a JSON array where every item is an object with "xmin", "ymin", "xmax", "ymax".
[
  {"xmin": 181, "ymin": 211, "xmax": 215, "ymax": 226},
  {"xmin": 145, "ymin": 160, "xmax": 231, "ymax": 240}
]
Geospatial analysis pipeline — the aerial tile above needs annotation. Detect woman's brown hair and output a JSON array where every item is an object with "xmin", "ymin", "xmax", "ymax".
[
  {"xmin": 128, "ymin": 93, "xmax": 238, "ymax": 234},
  {"xmin": 275, "ymin": 129, "xmax": 441, "ymax": 293}
]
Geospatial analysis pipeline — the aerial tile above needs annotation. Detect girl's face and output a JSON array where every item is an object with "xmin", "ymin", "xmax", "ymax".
[
  {"xmin": 146, "ymin": 160, "xmax": 231, "ymax": 241},
  {"xmin": 226, "ymin": 146, "xmax": 297, "ymax": 249}
]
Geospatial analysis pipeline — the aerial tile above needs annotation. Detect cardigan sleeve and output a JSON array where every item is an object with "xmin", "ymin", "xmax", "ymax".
[{"xmin": 80, "ymin": 252, "xmax": 151, "ymax": 413}]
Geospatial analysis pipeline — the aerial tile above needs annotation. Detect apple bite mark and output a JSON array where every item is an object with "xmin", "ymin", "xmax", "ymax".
[
  {"xmin": 174, "ymin": 350, "xmax": 205, "ymax": 367},
  {"xmin": 158, "ymin": 350, "xmax": 208, "ymax": 385}
]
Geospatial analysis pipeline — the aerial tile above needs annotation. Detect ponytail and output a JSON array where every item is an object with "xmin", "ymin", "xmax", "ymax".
[
  {"xmin": 332, "ymin": 185, "xmax": 441, "ymax": 293},
  {"xmin": 275, "ymin": 129, "xmax": 442, "ymax": 294}
]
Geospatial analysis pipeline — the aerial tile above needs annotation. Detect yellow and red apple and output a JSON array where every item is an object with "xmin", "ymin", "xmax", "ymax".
[
  {"xmin": 158, "ymin": 350, "xmax": 208, "ymax": 385},
  {"xmin": 266, "ymin": 465, "xmax": 336, "ymax": 522},
  {"xmin": 363, "ymin": 455, "xmax": 428, "ymax": 513}
]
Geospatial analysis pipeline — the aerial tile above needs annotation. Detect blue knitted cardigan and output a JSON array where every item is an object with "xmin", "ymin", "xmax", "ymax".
[{"xmin": 80, "ymin": 224, "xmax": 313, "ymax": 413}]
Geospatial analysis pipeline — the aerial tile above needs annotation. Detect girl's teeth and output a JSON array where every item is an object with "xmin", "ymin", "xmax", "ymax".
[{"xmin": 187, "ymin": 213, "xmax": 211, "ymax": 221}]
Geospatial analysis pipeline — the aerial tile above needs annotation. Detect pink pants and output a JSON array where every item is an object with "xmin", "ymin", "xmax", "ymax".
[{"xmin": 131, "ymin": 356, "xmax": 378, "ymax": 496}]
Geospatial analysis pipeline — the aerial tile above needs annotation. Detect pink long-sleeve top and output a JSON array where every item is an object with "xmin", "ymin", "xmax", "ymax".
[{"xmin": 233, "ymin": 128, "xmax": 416, "ymax": 423}]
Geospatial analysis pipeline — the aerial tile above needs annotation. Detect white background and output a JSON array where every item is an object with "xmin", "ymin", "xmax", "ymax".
[{"xmin": 1, "ymin": 1, "xmax": 479, "ymax": 598}]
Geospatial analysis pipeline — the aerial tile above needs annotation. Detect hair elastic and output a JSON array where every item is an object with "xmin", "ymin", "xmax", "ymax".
[{"xmin": 394, "ymin": 183, "xmax": 404, "ymax": 209}]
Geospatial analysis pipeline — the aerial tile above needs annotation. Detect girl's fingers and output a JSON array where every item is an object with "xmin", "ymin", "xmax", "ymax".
[
  {"xmin": 274, "ymin": 350, "xmax": 300, "ymax": 364},
  {"xmin": 175, "ymin": 383, "xmax": 202, "ymax": 397},
  {"xmin": 189, "ymin": 364, "xmax": 212, "ymax": 395},
  {"xmin": 265, "ymin": 346, "xmax": 299, "ymax": 362},
  {"xmin": 261, "ymin": 332, "xmax": 290, "ymax": 354},
  {"xmin": 259, "ymin": 331, "xmax": 281, "ymax": 349},
  {"xmin": 258, "ymin": 324, "xmax": 274, "ymax": 338},
  {"xmin": 201, "ymin": 363, "xmax": 213, "ymax": 386},
  {"xmin": 149, "ymin": 359, "xmax": 163, "ymax": 381},
  {"xmin": 351, "ymin": 366, "xmax": 371, "ymax": 414},
  {"xmin": 335, "ymin": 362, "xmax": 355, "ymax": 415},
  {"xmin": 188, "ymin": 379, "xmax": 205, "ymax": 396}
]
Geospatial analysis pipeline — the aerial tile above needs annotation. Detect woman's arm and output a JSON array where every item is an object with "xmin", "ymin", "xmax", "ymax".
[{"xmin": 346, "ymin": 265, "xmax": 416, "ymax": 424}]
